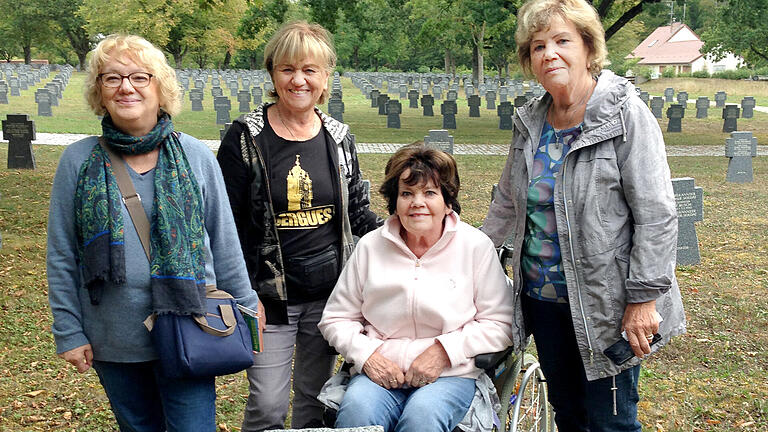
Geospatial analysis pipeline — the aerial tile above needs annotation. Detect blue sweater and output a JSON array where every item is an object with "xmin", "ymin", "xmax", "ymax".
[{"xmin": 47, "ymin": 134, "xmax": 260, "ymax": 362}]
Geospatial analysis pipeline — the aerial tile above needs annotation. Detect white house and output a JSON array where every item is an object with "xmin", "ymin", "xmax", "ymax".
[{"xmin": 626, "ymin": 23, "xmax": 743, "ymax": 75}]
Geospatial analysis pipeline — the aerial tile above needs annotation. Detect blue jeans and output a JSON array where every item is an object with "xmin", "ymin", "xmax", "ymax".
[
  {"xmin": 335, "ymin": 374, "xmax": 475, "ymax": 432},
  {"xmin": 93, "ymin": 360, "xmax": 216, "ymax": 432},
  {"xmin": 522, "ymin": 295, "xmax": 642, "ymax": 432}
]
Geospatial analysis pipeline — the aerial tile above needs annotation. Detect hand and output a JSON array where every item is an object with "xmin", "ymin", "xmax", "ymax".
[
  {"xmin": 257, "ymin": 300, "xmax": 266, "ymax": 334},
  {"xmin": 58, "ymin": 344, "xmax": 93, "ymax": 373},
  {"xmin": 405, "ymin": 342, "xmax": 450, "ymax": 388},
  {"xmin": 362, "ymin": 348, "xmax": 405, "ymax": 389},
  {"xmin": 622, "ymin": 300, "xmax": 660, "ymax": 358}
]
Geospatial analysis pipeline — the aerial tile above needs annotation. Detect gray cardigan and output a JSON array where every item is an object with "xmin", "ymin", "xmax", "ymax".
[
  {"xmin": 482, "ymin": 70, "xmax": 686, "ymax": 381},
  {"xmin": 47, "ymin": 133, "xmax": 259, "ymax": 362}
]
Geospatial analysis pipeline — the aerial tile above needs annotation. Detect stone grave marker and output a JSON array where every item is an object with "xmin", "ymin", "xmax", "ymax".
[
  {"xmin": 190, "ymin": 89, "xmax": 204, "ymax": 111},
  {"xmin": 650, "ymin": 97, "xmax": 664, "ymax": 119},
  {"xmin": 408, "ymin": 89, "xmax": 419, "ymax": 108},
  {"xmin": 666, "ymin": 104, "xmax": 684, "ymax": 132},
  {"xmin": 250, "ymin": 85, "xmax": 262, "ymax": 105},
  {"xmin": 220, "ymin": 122, "xmax": 232, "ymax": 140},
  {"xmin": 433, "ymin": 85, "xmax": 443, "ymax": 100},
  {"xmin": 741, "ymin": 96, "xmax": 755, "ymax": 119},
  {"xmin": 424, "ymin": 129, "xmax": 454, "ymax": 154},
  {"xmin": 499, "ymin": 86, "xmax": 508, "ymax": 103},
  {"xmin": 264, "ymin": 81, "xmax": 274, "ymax": 94},
  {"xmin": 0, "ymin": 81, "xmax": 7, "ymax": 104},
  {"xmin": 214, "ymin": 96, "xmax": 231, "ymax": 124},
  {"xmin": 446, "ymin": 90, "xmax": 457, "ymax": 102},
  {"xmin": 664, "ymin": 87, "xmax": 674, "ymax": 102},
  {"xmin": 497, "ymin": 101, "xmax": 514, "ymax": 130},
  {"xmin": 2, "ymin": 114, "xmax": 36, "ymax": 169},
  {"xmin": 714, "ymin": 91, "xmax": 727, "ymax": 108},
  {"xmin": 468, "ymin": 95, "xmax": 481, "ymax": 117},
  {"xmin": 237, "ymin": 90, "xmax": 251, "ymax": 113},
  {"xmin": 211, "ymin": 76, "xmax": 220, "ymax": 87},
  {"xmin": 725, "ymin": 131, "xmax": 757, "ymax": 183},
  {"xmin": 370, "ymin": 89, "xmax": 380, "ymax": 108},
  {"xmin": 9, "ymin": 76, "xmax": 20, "ymax": 96},
  {"xmin": 211, "ymin": 86, "xmax": 223, "ymax": 98},
  {"xmin": 672, "ymin": 177, "xmax": 703, "ymax": 266},
  {"xmin": 695, "ymin": 97, "xmax": 709, "ymax": 119},
  {"xmin": 229, "ymin": 79, "xmax": 239, "ymax": 97},
  {"xmin": 386, "ymin": 99, "xmax": 401, "ymax": 128},
  {"xmin": 194, "ymin": 78, "xmax": 204, "ymax": 89},
  {"xmin": 639, "ymin": 91, "xmax": 649, "ymax": 106},
  {"xmin": 485, "ymin": 90, "xmax": 496, "ymax": 110},
  {"xmin": 464, "ymin": 84, "xmax": 474, "ymax": 98},
  {"xmin": 399, "ymin": 84, "xmax": 408, "ymax": 99},
  {"xmin": 35, "ymin": 88, "xmax": 53, "ymax": 116},
  {"xmin": 676, "ymin": 91, "xmax": 688, "ymax": 110},
  {"xmin": 722, "ymin": 104, "xmax": 740, "ymax": 132},
  {"xmin": 328, "ymin": 97, "xmax": 345, "ymax": 122},
  {"xmin": 377, "ymin": 94, "xmax": 389, "ymax": 115},
  {"xmin": 441, "ymin": 100, "xmax": 457, "ymax": 129},
  {"xmin": 45, "ymin": 82, "xmax": 61, "ymax": 107},
  {"xmin": 421, "ymin": 95, "xmax": 434, "ymax": 116}
]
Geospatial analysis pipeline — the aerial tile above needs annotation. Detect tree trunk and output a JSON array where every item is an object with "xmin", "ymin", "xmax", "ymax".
[
  {"xmin": 445, "ymin": 49, "xmax": 450, "ymax": 75},
  {"xmin": 472, "ymin": 45, "xmax": 479, "ymax": 85},
  {"xmin": 471, "ymin": 23, "xmax": 486, "ymax": 85},
  {"xmin": 77, "ymin": 52, "xmax": 87, "ymax": 71},
  {"xmin": 353, "ymin": 45, "xmax": 359, "ymax": 70},
  {"xmin": 222, "ymin": 50, "xmax": 232, "ymax": 69},
  {"xmin": 24, "ymin": 44, "xmax": 31, "ymax": 64}
]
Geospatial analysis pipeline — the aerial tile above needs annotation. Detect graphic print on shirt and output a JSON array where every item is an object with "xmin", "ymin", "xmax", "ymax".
[{"xmin": 276, "ymin": 155, "xmax": 333, "ymax": 229}]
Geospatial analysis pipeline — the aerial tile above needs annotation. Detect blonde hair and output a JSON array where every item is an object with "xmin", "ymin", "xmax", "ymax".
[
  {"xmin": 264, "ymin": 21, "xmax": 336, "ymax": 105},
  {"xmin": 85, "ymin": 34, "xmax": 181, "ymax": 117},
  {"xmin": 515, "ymin": 0, "xmax": 607, "ymax": 77}
]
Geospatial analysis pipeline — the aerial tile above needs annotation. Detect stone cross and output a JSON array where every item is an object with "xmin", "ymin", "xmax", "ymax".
[
  {"xmin": 9, "ymin": 76, "xmax": 20, "ymax": 96},
  {"xmin": 650, "ymin": 97, "xmax": 664, "ymax": 119},
  {"xmin": 421, "ymin": 95, "xmax": 434, "ymax": 116},
  {"xmin": 468, "ymin": 95, "xmax": 481, "ymax": 117},
  {"xmin": 35, "ymin": 88, "xmax": 53, "ymax": 116},
  {"xmin": 328, "ymin": 97, "xmax": 345, "ymax": 122},
  {"xmin": 666, "ymin": 104, "xmax": 684, "ymax": 133},
  {"xmin": 229, "ymin": 79, "xmax": 239, "ymax": 97},
  {"xmin": 251, "ymin": 86, "xmax": 263, "ymax": 105},
  {"xmin": 663, "ymin": 87, "xmax": 674, "ymax": 102},
  {"xmin": 446, "ymin": 89, "xmax": 458, "ymax": 102},
  {"xmin": 695, "ymin": 97, "xmax": 709, "ymax": 119},
  {"xmin": 211, "ymin": 86, "xmax": 223, "ymax": 98},
  {"xmin": 722, "ymin": 104, "xmax": 740, "ymax": 133},
  {"xmin": 386, "ymin": 99, "xmax": 401, "ymax": 128},
  {"xmin": 399, "ymin": 84, "xmax": 408, "ymax": 99},
  {"xmin": 497, "ymin": 101, "xmax": 514, "ymax": 130},
  {"xmin": 676, "ymin": 91, "xmax": 688, "ymax": 110},
  {"xmin": 672, "ymin": 177, "xmax": 703, "ymax": 266},
  {"xmin": 740, "ymin": 96, "xmax": 756, "ymax": 119},
  {"xmin": 432, "ymin": 84, "xmax": 443, "ymax": 100},
  {"xmin": 190, "ymin": 89, "xmax": 204, "ymax": 111},
  {"xmin": 440, "ymin": 100, "xmax": 457, "ymax": 129},
  {"xmin": 408, "ymin": 89, "xmax": 419, "ymax": 108},
  {"xmin": 377, "ymin": 94, "xmax": 389, "ymax": 115},
  {"xmin": 3, "ymin": 114, "xmax": 36, "ymax": 169},
  {"xmin": 485, "ymin": 90, "xmax": 496, "ymax": 110},
  {"xmin": 424, "ymin": 129, "xmax": 454, "ymax": 154},
  {"xmin": 639, "ymin": 91, "xmax": 649, "ymax": 106},
  {"xmin": 0, "ymin": 81, "xmax": 7, "ymax": 104},
  {"xmin": 214, "ymin": 96, "xmax": 231, "ymax": 124},
  {"xmin": 725, "ymin": 131, "xmax": 757, "ymax": 183},
  {"xmin": 370, "ymin": 89, "xmax": 380, "ymax": 108},
  {"xmin": 714, "ymin": 91, "xmax": 727, "ymax": 108},
  {"xmin": 237, "ymin": 90, "xmax": 251, "ymax": 113}
]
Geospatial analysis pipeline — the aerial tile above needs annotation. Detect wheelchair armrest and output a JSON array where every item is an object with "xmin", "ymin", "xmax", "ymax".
[{"xmin": 474, "ymin": 347, "xmax": 514, "ymax": 371}]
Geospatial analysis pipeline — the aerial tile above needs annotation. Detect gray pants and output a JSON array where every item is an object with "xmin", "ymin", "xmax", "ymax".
[{"xmin": 242, "ymin": 299, "xmax": 337, "ymax": 431}]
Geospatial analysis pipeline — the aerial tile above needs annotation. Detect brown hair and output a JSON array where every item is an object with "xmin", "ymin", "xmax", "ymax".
[
  {"xmin": 379, "ymin": 142, "xmax": 461, "ymax": 215},
  {"xmin": 515, "ymin": 0, "xmax": 607, "ymax": 77},
  {"xmin": 84, "ymin": 34, "xmax": 180, "ymax": 116},
  {"xmin": 264, "ymin": 20, "xmax": 336, "ymax": 104}
]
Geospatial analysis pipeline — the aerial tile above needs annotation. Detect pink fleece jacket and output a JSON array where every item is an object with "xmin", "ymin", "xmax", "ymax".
[{"xmin": 319, "ymin": 212, "xmax": 515, "ymax": 378}]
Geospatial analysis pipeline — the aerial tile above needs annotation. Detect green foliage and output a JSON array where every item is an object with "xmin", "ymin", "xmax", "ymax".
[
  {"xmin": 692, "ymin": 70, "xmax": 711, "ymax": 78},
  {"xmin": 662, "ymin": 67, "xmax": 676, "ymax": 78},
  {"xmin": 702, "ymin": 0, "xmax": 768, "ymax": 65},
  {"xmin": 711, "ymin": 68, "xmax": 753, "ymax": 80}
]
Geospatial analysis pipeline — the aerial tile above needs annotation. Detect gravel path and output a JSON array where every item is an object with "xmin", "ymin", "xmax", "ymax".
[{"xmin": 2, "ymin": 132, "xmax": 766, "ymax": 156}]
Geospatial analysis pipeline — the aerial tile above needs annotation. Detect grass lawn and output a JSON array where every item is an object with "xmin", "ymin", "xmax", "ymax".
[
  {"xmin": 0, "ymin": 142, "xmax": 766, "ymax": 431},
  {"xmin": 2, "ymin": 73, "xmax": 767, "ymax": 146}
]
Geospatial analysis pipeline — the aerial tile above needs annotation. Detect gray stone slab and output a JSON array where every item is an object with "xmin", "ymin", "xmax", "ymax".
[
  {"xmin": 672, "ymin": 177, "xmax": 703, "ymax": 266},
  {"xmin": 666, "ymin": 104, "xmax": 684, "ymax": 132},
  {"xmin": 695, "ymin": 97, "xmax": 709, "ymax": 119},
  {"xmin": 722, "ymin": 104, "xmax": 739, "ymax": 133},
  {"xmin": 386, "ymin": 99, "xmax": 401, "ymax": 128},
  {"xmin": 424, "ymin": 129, "xmax": 454, "ymax": 154},
  {"xmin": 725, "ymin": 131, "xmax": 757, "ymax": 183},
  {"xmin": 3, "ymin": 114, "xmax": 36, "ymax": 169},
  {"xmin": 420, "ymin": 95, "xmax": 434, "ymax": 116}
]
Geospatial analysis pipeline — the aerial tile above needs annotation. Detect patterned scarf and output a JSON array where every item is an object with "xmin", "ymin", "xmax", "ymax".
[{"xmin": 74, "ymin": 114, "xmax": 207, "ymax": 315}]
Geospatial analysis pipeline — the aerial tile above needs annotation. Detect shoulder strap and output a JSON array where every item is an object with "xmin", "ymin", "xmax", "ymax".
[{"xmin": 98, "ymin": 137, "xmax": 151, "ymax": 260}]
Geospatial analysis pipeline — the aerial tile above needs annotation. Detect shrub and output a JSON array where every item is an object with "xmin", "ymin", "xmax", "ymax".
[
  {"xmin": 417, "ymin": 66, "xmax": 430, "ymax": 74},
  {"xmin": 692, "ymin": 70, "xmax": 710, "ymax": 78},
  {"xmin": 712, "ymin": 69, "xmax": 752, "ymax": 80},
  {"xmin": 662, "ymin": 67, "xmax": 676, "ymax": 78}
]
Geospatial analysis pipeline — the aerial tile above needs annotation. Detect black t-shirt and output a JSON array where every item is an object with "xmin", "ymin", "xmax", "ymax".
[{"xmin": 263, "ymin": 117, "xmax": 338, "ymax": 260}]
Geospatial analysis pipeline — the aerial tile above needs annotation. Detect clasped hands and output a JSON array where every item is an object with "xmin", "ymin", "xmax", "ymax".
[{"xmin": 362, "ymin": 342, "xmax": 450, "ymax": 390}]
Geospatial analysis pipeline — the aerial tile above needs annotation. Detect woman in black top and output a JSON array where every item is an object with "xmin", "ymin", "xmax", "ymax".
[{"xmin": 216, "ymin": 20, "xmax": 379, "ymax": 431}]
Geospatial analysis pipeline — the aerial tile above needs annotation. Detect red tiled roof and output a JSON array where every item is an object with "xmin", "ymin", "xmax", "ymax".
[{"xmin": 626, "ymin": 23, "xmax": 703, "ymax": 65}]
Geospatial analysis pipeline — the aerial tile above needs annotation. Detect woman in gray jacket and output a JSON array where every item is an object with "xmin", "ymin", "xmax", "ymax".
[{"xmin": 481, "ymin": 0, "xmax": 686, "ymax": 430}]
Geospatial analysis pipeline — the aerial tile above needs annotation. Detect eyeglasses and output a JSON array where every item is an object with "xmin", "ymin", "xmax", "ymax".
[{"xmin": 98, "ymin": 72, "xmax": 154, "ymax": 88}]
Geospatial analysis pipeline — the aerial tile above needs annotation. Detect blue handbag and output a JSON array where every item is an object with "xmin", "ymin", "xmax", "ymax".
[{"xmin": 149, "ymin": 287, "xmax": 255, "ymax": 379}]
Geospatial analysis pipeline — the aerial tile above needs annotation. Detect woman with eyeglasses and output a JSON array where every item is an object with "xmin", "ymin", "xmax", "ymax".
[{"xmin": 46, "ymin": 34, "xmax": 261, "ymax": 432}]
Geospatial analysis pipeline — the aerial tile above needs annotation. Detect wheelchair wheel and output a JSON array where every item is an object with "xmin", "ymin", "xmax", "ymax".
[{"xmin": 508, "ymin": 354, "xmax": 553, "ymax": 432}]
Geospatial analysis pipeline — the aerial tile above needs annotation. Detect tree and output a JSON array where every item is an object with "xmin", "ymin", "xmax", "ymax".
[
  {"xmin": 44, "ymin": 0, "xmax": 93, "ymax": 70},
  {"xmin": 0, "ymin": 0, "xmax": 53, "ymax": 63},
  {"xmin": 236, "ymin": 0, "xmax": 290, "ymax": 69},
  {"xmin": 702, "ymin": 0, "xmax": 768, "ymax": 64}
]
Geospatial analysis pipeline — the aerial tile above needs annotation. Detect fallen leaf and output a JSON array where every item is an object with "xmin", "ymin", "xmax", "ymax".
[
  {"xmin": 24, "ymin": 390, "xmax": 45, "ymax": 397},
  {"xmin": 706, "ymin": 419, "xmax": 721, "ymax": 425},
  {"xmin": 63, "ymin": 411, "xmax": 72, "ymax": 420}
]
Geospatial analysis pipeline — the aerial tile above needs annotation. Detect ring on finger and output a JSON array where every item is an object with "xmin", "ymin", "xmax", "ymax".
[{"xmin": 645, "ymin": 334, "xmax": 654, "ymax": 341}]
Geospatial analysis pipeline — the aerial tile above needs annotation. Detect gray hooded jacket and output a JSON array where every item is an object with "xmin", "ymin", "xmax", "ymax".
[{"xmin": 482, "ymin": 70, "xmax": 686, "ymax": 381}]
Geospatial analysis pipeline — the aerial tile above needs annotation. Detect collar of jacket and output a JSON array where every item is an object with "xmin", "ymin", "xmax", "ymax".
[
  {"xmin": 381, "ymin": 211, "xmax": 460, "ymax": 258},
  {"xmin": 240, "ymin": 102, "xmax": 349, "ymax": 145},
  {"xmin": 514, "ymin": 70, "xmax": 633, "ymax": 152}
]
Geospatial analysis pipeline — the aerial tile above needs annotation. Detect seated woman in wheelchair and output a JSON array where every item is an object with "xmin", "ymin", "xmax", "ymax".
[{"xmin": 318, "ymin": 143, "xmax": 515, "ymax": 432}]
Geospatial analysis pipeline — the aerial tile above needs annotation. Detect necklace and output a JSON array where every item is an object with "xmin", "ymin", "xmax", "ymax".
[{"xmin": 275, "ymin": 104, "xmax": 298, "ymax": 141}]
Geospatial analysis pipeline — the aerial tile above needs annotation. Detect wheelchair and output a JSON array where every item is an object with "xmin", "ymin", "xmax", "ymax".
[{"xmin": 321, "ymin": 246, "xmax": 555, "ymax": 432}]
